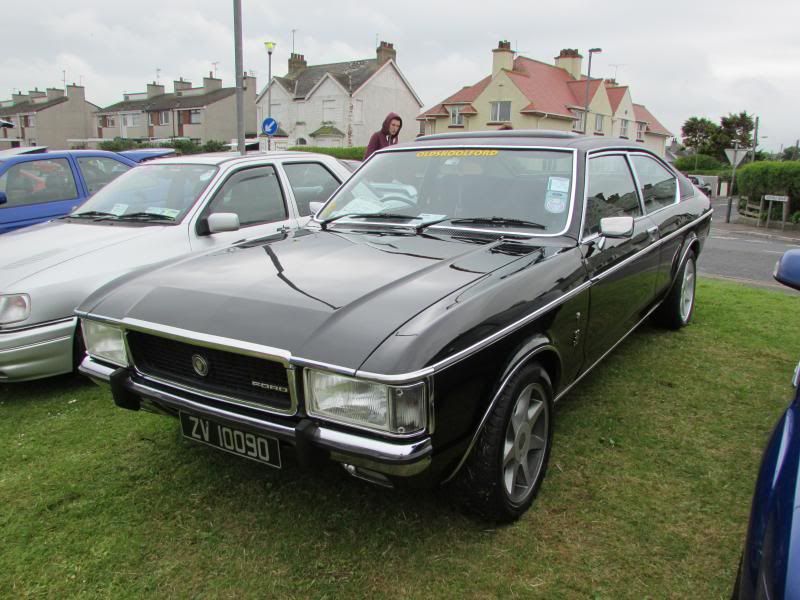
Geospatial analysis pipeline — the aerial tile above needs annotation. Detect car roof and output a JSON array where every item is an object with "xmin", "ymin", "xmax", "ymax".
[
  {"xmin": 0, "ymin": 148, "xmax": 138, "ymax": 165},
  {"xmin": 141, "ymin": 151, "xmax": 338, "ymax": 167},
  {"xmin": 399, "ymin": 129, "xmax": 649, "ymax": 153}
]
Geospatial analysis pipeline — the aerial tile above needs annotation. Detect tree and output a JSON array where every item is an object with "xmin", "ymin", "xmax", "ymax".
[
  {"xmin": 681, "ymin": 117, "xmax": 718, "ymax": 155},
  {"xmin": 719, "ymin": 111, "xmax": 754, "ymax": 148}
]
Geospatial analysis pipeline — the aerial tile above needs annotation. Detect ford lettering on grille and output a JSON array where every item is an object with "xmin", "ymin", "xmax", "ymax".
[{"xmin": 251, "ymin": 380, "xmax": 289, "ymax": 393}]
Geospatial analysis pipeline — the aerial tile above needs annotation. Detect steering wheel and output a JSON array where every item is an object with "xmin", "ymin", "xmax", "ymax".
[{"xmin": 379, "ymin": 193, "xmax": 416, "ymax": 209}]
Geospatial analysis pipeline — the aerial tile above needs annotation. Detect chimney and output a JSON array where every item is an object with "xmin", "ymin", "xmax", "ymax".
[
  {"xmin": 288, "ymin": 53, "xmax": 307, "ymax": 75},
  {"xmin": 12, "ymin": 92, "xmax": 30, "ymax": 104},
  {"xmin": 243, "ymin": 74, "xmax": 257, "ymax": 93},
  {"xmin": 376, "ymin": 41, "xmax": 396, "ymax": 66},
  {"xmin": 492, "ymin": 40, "xmax": 514, "ymax": 76},
  {"xmin": 173, "ymin": 78, "xmax": 192, "ymax": 93},
  {"xmin": 28, "ymin": 88, "xmax": 46, "ymax": 99},
  {"xmin": 554, "ymin": 48, "xmax": 583, "ymax": 80},
  {"xmin": 146, "ymin": 82, "xmax": 165, "ymax": 98},
  {"xmin": 46, "ymin": 87, "xmax": 65, "ymax": 99},
  {"xmin": 202, "ymin": 72, "xmax": 222, "ymax": 91},
  {"xmin": 66, "ymin": 84, "xmax": 85, "ymax": 100}
]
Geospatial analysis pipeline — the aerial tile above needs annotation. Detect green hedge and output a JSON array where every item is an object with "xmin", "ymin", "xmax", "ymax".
[
  {"xmin": 287, "ymin": 146, "xmax": 365, "ymax": 160},
  {"xmin": 736, "ymin": 161, "xmax": 800, "ymax": 211},
  {"xmin": 98, "ymin": 138, "xmax": 228, "ymax": 155},
  {"xmin": 674, "ymin": 154, "xmax": 724, "ymax": 171}
]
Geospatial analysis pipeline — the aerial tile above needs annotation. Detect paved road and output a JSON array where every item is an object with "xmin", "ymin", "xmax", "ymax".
[{"xmin": 698, "ymin": 199, "xmax": 800, "ymax": 291}]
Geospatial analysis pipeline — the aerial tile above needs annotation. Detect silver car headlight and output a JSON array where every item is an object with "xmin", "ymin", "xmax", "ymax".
[
  {"xmin": 82, "ymin": 320, "xmax": 129, "ymax": 367},
  {"xmin": 305, "ymin": 369, "xmax": 426, "ymax": 435},
  {"xmin": 0, "ymin": 293, "xmax": 31, "ymax": 325}
]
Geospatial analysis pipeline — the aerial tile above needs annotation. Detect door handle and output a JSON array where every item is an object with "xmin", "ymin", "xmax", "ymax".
[{"xmin": 646, "ymin": 225, "xmax": 659, "ymax": 241}]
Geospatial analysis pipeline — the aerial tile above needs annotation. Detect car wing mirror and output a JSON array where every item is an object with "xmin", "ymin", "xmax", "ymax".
[
  {"xmin": 599, "ymin": 216, "xmax": 634, "ymax": 239},
  {"xmin": 207, "ymin": 212, "xmax": 241, "ymax": 234},
  {"xmin": 774, "ymin": 249, "xmax": 800, "ymax": 291},
  {"xmin": 0, "ymin": 191, "xmax": 6, "ymax": 205},
  {"xmin": 309, "ymin": 201, "xmax": 324, "ymax": 216}
]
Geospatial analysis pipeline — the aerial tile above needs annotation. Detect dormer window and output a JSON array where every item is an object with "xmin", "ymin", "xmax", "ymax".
[
  {"xmin": 449, "ymin": 106, "xmax": 463, "ymax": 126},
  {"xmin": 636, "ymin": 122, "xmax": 646, "ymax": 141},
  {"xmin": 490, "ymin": 101, "xmax": 511, "ymax": 123}
]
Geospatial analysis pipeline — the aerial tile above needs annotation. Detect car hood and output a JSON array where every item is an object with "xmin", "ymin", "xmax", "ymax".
[
  {"xmin": 81, "ymin": 228, "xmax": 571, "ymax": 371},
  {"xmin": 0, "ymin": 220, "xmax": 167, "ymax": 290}
]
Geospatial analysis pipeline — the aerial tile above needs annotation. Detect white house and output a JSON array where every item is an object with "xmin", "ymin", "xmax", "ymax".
[{"xmin": 256, "ymin": 41, "xmax": 423, "ymax": 150}]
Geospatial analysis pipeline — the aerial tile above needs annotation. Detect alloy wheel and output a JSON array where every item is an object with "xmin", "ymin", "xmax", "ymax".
[{"xmin": 502, "ymin": 382, "xmax": 549, "ymax": 503}]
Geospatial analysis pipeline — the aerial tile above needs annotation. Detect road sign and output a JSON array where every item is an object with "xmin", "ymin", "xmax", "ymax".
[
  {"xmin": 724, "ymin": 147, "xmax": 747, "ymax": 167},
  {"xmin": 261, "ymin": 117, "xmax": 278, "ymax": 136}
]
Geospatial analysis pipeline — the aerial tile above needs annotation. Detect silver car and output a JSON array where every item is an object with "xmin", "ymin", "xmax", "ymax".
[{"xmin": 0, "ymin": 152, "xmax": 350, "ymax": 382}]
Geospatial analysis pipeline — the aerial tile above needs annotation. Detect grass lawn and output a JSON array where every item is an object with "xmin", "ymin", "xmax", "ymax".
[{"xmin": 1, "ymin": 278, "xmax": 798, "ymax": 598}]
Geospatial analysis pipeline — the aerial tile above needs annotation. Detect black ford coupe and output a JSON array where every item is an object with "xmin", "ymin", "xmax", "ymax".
[{"xmin": 77, "ymin": 131, "xmax": 711, "ymax": 521}]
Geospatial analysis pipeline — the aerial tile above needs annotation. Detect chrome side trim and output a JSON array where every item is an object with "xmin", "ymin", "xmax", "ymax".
[
  {"xmin": 0, "ymin": 316, "xmax": 75, "ymax": 334},
  {"xmin": 589, "ymin": 211, "xmax": 711, "ymax": 284},
  {"xmin": 553, "ymin": 301, "xmax": 662, "ymax": 403},
  {"xmin": 442, "ymin": 344, "xmax": 558, "ymax": 484},
  {"xmin": 0, "ymin": 334, "xmax": 71, "ymax": 353},
  {"xmin": 290, "ymin": 356, "xmax": 356, "ymax": 377}
]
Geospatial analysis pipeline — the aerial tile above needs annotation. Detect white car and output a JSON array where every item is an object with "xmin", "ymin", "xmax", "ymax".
[{"xmin": 0, "ymin": 152, "xmax": 351, "ymax": 382}]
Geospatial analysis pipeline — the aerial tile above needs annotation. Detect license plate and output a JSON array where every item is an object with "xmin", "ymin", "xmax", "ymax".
[{"xmin": 179, "ymin": 412, "xmax": 281, "ymax": 469}]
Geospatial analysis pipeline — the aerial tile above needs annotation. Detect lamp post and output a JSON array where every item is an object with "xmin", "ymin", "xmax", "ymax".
[
  {"xmin": 583, "ymin": 47, "xmax": 602, "ymax": 134},
  {"xmin": 264, "ymin": 41, "xmax": 276, "ymax": 151}
]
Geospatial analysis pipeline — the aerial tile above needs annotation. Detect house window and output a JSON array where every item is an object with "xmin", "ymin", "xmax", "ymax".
[
  {"xmin": 22, "ymin": 115, "xmax": 35, "ymax": 127},
  {"xmin": 123, "ymin": 113, "xmax": 140, "ymax": 127},
  {"xmin": 636, "ymin": 122, "xmax": 646, "ymax": 140},
  {"xmin": 322, "ymin": 99, "xmax": 337, "ymax": 123},
  {"xmin": 619, "ymin": 118, "xmax": 629, "ymax": 138},
  {"xmin": 490, "ymin": 101, "xmax": 511, "ymax": 123},
  {"xmin": 105, "ymin": 115, "xmax": 116, "ymax": 128},
  {"xmin": 159, "ymin": 111, "xmax": 170, "ymax": 126},
  {"xmin": 449, "ymin": 106, "xmax": 463, "ymax": 126},
  {"xmin": 418, "ymin": 120, "xmax": 425, "ymax": 135},
  {"xmin": 595, "ymin": 114, "xmax": 604, "ymax": 133},
  {"xmin": 189, "ymin": 110, "xmax": 202, "ymax": 124},
  {"xmin": 572, "ymin": 110, "xmax": 585, "ymax": 132}
]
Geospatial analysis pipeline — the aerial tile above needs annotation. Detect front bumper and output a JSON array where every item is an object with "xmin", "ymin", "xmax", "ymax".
[
  {"xmin": 79, "ymin": 356, "xmax": 433, "ymax": 479},
  {"xmin": 0, "ymin": 317, "xmax": 76, "ymax": 382}
]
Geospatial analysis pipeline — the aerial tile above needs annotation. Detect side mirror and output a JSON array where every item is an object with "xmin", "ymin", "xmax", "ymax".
[
  {"xmin": 309, "ymin": 201, "xmax": 324, "ymax": 216},
  {"xmin": 207, "ymin": 212, "xmax": 240, "ymax": 234},
  {"xmin": 0, "ymin": 191, "xmax": 6, "ymax": 206},
  {"xmin": 599, "ymin": 216, "xmax": 634, "ymax": 238},
  {"xmin": 774, "ymin": 249, "xmax": 800, "ymax": 291}
]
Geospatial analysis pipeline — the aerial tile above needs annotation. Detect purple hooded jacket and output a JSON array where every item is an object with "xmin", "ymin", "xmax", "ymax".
[{"xmin": 364, "ymin": 112, "xmax": 402, "ymax": 159}]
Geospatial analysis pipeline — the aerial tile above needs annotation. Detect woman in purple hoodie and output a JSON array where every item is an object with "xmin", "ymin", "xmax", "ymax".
[{"xmin": 364, "ymin": 112, "xmax": 402, "ymax": 159}]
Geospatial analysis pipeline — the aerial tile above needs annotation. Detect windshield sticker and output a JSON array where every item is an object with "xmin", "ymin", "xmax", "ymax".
[
  {"xmin": 544, "ymin": 191, "xmax": 568, "ymax": 214},
  {"xmin": 417, "ymin": 213, "xmax": 447, "ymax": 222},
  {"xmin": 548, "ymin": 177, "xmax": 571, "ymax": 193},
  {"xmin": 416, "ymin": 150, "xmax": 499, "ymax": 158},
  {"xmin": 110, "ymin": 203, "xmax": 128, "ymax": 215},
  {"xmin": 146, "ymin": 207, "xmax": 181, "ymax": 218}
]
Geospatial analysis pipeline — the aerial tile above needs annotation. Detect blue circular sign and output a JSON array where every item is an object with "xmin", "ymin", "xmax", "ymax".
[{"xmin": 261, "ymin": 117, "xmax": 278, "ymax": 136}]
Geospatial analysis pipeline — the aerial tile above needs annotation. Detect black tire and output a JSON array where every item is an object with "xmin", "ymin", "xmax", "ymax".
[
  {"xmin": 656, "ymin": 249, "xmax": 697, "ymax": 330},
  {"xmin": 454, "ymin": 362, "xmax": 554, "ymax": 523}
]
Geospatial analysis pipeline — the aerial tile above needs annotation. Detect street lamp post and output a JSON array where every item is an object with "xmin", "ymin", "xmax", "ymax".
[
  {"xmin": 264, "ymin": 41, "xmax": 275, "ymax": 151},
  {"xmin": 583, "ymin": 48, "xmax": 602, "ymax": 134}
]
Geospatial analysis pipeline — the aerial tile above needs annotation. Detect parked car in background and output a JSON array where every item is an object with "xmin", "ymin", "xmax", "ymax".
[
  {"xmin": 0, "ymin": 150, "xmax": 144, "ymax": 233},
  {"xmin": 0, "ymin": 151, "xmax": 350, "ymax": 382},
  {"xmin": 688, "ymin": 175, "xmax": 713, "ymax": 197},
  {"xmin": 77, "ymin": 130, "xmax": 712, "ymax": 522},
  {"xmin": 732, "ymin": 249, "xmax": 800, "ymax": 599}
]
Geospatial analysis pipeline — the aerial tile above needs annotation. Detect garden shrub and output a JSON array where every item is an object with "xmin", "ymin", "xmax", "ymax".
[
  {"xmin": 736, "ymin": 161, "xmax": 800, "ymax": 211},
  {"xmin": 288, "ymin": 146, "xmax": 366, "ymax": 160},
  {"xmin": 674, "ymin": 154, "xmax": 724, "ymax": 172}
]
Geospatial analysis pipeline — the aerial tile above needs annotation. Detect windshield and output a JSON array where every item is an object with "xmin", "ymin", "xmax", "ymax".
[
  {"xmin": 72, "ymin": 164, "xmax": 218, "ymax": 222},
  {"xmin": 317, "ymin": 148, "xmax": 575, "ymax": 234}
]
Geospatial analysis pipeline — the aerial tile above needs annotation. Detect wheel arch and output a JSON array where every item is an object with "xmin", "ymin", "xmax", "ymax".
[{"xmin": 441, "ymin": 340, "xmax": 561, "ymax": 484}]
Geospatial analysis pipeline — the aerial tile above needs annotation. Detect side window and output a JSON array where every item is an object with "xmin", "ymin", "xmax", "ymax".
[
  {"xmin": 77, "ymin": 157, "xmax": 131, "ymax": 194},
  {"xmin": 282, "ymin": 162, "xmax": 341, "ymax": 216},
  {"xmin": 0, "ymin": 158, "xmax": 78, "ymax": 208},
  {"xmin": 630, "ymin": 155, "xmax": 677, "ymax": 213},
  {"xmin": 584, "ymin": 155, "xmax": 642, "ymax": 237},
  {"xmin": 204, "ymin": 166, "xmax": 287, "ymax": 227}
]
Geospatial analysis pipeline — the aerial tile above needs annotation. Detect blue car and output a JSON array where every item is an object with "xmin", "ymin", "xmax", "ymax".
[
  {"xmin": 734, "ymin": 248, "xmax": 800, "ymax": 599},
  {"xmin": 0, "ymin": 149, "xmax": 142, "ymax": 233}
]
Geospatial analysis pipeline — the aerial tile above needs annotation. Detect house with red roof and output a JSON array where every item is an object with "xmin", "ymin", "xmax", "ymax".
[{"xmin": 418, "ymin": 42, "xmax": 672, "ymax": 157}]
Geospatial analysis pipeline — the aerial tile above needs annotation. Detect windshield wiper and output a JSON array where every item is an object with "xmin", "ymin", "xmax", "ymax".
[
  {"xmin": 112, "ymin": 212, "xmax": 177, "ymax": 222},
  {"xmin": 319, "ymin": 212, "xmax": 418, "ymax": 230},
  {"xmin": 63, "ymin": 210, "xmax": 118, "ymax": 220},
  {"xmin": 448, "ymin": 217, "xmax": 546, "ymax": 230}
]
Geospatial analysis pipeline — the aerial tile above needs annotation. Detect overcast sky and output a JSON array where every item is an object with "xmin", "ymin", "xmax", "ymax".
[{"xmin": 3, "ymin": 0, "xmax": 798, "ymax": 152}]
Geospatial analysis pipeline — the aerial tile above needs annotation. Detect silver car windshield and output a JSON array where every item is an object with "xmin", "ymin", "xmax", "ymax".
[
  {"xmin": 72, "ymin": 164, "xmax": 218, "ymax": 222},
  {"xmin": 317, "ymin": 148, "xmax": 574, "ymax": 234}
]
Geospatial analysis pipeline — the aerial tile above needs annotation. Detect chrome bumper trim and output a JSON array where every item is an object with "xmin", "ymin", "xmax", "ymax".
[
  {"xmin": 0, "ymin": 317, "xmax": 76, "ymax": 381},
  {"xmin": 79, "ymin": 356, "xmax": 433, "ymax": 476}
]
